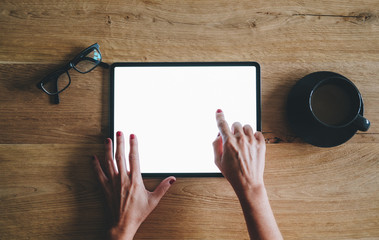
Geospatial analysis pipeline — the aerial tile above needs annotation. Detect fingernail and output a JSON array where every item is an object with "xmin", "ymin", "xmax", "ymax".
[
  {"xmin": 217, "ymin": 109, "xmax": 222, "ymax": 113},
  {"xmin": 130, "ymin": 134, "xmax": 135, "ymax": 140},
  {"xmin": 217, "ymin": 132, "xmax": 220, "ymax": 137},
  {"xmin": 105, "ymin": 138, "xmax": 110, "ymax": 144},
  {"xmin": 116, "ymin": 131, "xmax": 122, "ymax": 137},
  {"xmin": 169, "ymin": 179, "xmax": 176, "ymax": 185}
]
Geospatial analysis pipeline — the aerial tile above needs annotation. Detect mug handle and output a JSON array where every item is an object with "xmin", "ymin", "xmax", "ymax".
[{"xmin": 353, "ymin": 114, "xmax": 370, "ymax": 132}]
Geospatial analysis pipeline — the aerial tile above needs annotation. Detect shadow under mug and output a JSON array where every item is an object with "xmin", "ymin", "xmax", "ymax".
[{"xmin": 287, "ymin": 71, "xmax": 370, "ymax": 147}]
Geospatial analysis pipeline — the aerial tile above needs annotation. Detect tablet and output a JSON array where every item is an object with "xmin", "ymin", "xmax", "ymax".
[{"xmin": 110, "ymin": 62, "xmax": 261, "ymax": 177}]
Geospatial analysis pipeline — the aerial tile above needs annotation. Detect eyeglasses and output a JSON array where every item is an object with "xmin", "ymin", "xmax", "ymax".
[{"xmin": 37, "ymin": 43, "xmax": 109, "ymax": 104}]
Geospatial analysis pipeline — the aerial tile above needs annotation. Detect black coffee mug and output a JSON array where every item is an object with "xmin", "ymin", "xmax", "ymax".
[{"xmin": 287, "ymin": 71, "xmax": 370, "ymax": 147}]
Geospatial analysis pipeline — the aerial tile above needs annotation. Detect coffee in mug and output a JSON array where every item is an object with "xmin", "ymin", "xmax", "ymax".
[
  {"xmin": 287, "ymin": 71, "xmax": 370, "ymax": 147},
  {"xmin": 311, "ymin": 79, "xmax": 358, "ymax": 127}
]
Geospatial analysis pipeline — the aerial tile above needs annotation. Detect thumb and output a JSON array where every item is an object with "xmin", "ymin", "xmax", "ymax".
[{"xmin": 151, "ymin": 176, "xmax": 176, "ymax": 203}]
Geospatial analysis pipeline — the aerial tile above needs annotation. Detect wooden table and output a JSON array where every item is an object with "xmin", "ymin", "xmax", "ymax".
[{"xmin": 1, "ymin": 1, "xmax": 378, "ymax": 239}]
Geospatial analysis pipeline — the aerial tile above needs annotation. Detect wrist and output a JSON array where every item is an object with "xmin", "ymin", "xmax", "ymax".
[
  {"xmin": 235, "ymin": 183, "xmax": 267, "ymax": 207},
  {"xmin": 109, "ymin": 224, "xmax": 139, "ymax": 240},
  {"xmin": 235, "ymin": 185, "xmax": 283, "ymax": 240}
]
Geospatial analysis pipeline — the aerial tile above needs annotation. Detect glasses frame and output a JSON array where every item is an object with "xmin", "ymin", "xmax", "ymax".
[{"xmin": 37, "ymin": 43, "xmax": 109, "ymax": 103}]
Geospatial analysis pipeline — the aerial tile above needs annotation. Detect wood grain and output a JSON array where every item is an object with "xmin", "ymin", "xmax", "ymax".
[
  {"xmin": 0, "ymin": 61, "xmax": 378, "ymax": 144},
  {"xmin": 0, "ymin": 64, "xmax": 110, "ymax": 144},
  {"xmin": 0, "ymin": 143, "xmax": 377, "ymax": 239},
  {"xmin": 0, "ymin": 0, "xmax": 378, "ymax": 239},
  {"xmin": 0, "ymin": 1, "xmax": 378, "ymax": 63}
]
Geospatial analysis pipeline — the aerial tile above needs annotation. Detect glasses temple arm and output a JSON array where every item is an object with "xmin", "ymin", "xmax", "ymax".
[
  {"xmin": 80, "ymin": 57, "xmax": 110, "ymax": 69},
  {"xmin": 99, "ymin": 61, "xmax": 110, "ymax": 69},
  {"xmin": 53, "ymin": 80, "xmax": 60, "ymax": 104}
]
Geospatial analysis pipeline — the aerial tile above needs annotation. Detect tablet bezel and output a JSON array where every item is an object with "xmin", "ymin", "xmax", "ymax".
[{"xmin": 110, "ymin": 62, "xmax": 261, "ymax": 177}]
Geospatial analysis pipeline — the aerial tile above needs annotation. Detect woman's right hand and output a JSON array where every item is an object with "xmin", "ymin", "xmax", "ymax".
[
  {"xmin": 213, "ymin": 109, "xmax": 283, "ymax": 240},
  {"xmin": 212, "ymin": 109, "xmax": 266, "ymax": 196}
]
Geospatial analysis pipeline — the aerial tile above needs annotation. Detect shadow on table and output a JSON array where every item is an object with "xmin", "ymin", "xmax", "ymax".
[{"xmin": 66, "ymin": 148, "xmax": 108, "ymax": 239}]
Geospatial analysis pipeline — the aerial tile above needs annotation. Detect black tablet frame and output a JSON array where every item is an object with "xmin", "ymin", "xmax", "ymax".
[{"xmin": 110, "ymin": 62, "xmax": 261, "ymax": 178}]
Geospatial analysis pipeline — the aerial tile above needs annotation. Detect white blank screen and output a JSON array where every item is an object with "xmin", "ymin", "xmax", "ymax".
[{"xmin": 113, "ymin": 65, "xmax": 257, "ymax": 174}]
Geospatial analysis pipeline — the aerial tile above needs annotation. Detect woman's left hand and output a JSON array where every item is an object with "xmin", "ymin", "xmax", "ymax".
[{"xmin": 93, "ymin": 131, "xmax": 176, "ymax": 240}]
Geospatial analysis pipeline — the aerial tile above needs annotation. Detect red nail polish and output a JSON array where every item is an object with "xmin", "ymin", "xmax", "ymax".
[
  {"xmin": 105, "ymin": 138, "xmax": 110, "ymax": 144},
  {"xmin": 217, "ymin": 109, "xmax": 222, "ymax": 113},
  {"xmin": 130, "ymin": 134, "xmax": 135, "ymax": 140},
  {"xmin": 117, "ymin": 131, "xmax": 122, "ymax": 137},
  {"xmin": 169, "ymin": 179, "xmax": 176, "ymax": 185}
]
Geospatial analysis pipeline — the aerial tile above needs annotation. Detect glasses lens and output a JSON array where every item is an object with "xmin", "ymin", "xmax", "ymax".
[
  {"xmin": 74, "ymin": 48, "xmax": 101, "ymax": 73},
  {"xmin": 41, "ymin": 70, "xmax": 70, "ymax": 95}
]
